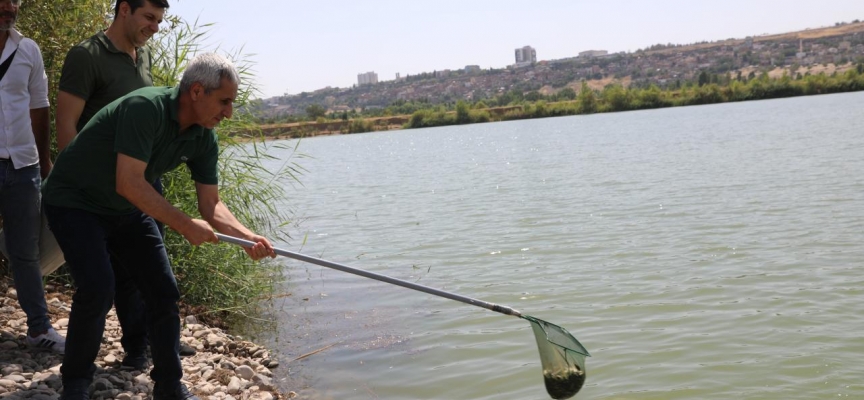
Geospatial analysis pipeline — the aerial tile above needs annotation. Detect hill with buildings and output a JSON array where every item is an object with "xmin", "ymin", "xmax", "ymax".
[{"xmin": 254, "ymin": 20, "xmax": 864, "ymax": 120}]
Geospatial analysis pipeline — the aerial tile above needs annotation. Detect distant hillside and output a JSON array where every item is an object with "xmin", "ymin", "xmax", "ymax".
[
  {"xmin": 643, "ymin": 21, "xmax": 864, "ymax": 55},
  {"xmin": 254, "ymin": 20, "xmax": 864, "ymax": 120},
  {"xmin": 761, "ymin": 21, "xmax": 864, "ymax": 40}
]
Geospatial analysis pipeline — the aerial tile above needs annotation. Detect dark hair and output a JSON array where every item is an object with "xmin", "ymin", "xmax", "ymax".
[{"xmin": 114, "ymin": 0, "xmax": 169, "ymax": 16}]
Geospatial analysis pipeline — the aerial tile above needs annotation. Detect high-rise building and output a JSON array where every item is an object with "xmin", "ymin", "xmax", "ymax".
[
  {"xmin": 514, "ymin": 46, "xmax": 537, "ymax": 66},
  {"xmin": 358, "ymin": 71, "xmax": 379, "ymax": 86}
]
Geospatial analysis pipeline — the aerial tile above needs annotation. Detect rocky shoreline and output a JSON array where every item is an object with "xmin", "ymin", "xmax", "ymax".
[{"xmin": 0, "ymin": 279, "xmax": 295, "ymax": 400}]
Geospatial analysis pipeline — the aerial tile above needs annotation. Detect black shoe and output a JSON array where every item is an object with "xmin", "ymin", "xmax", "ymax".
[
  {"xmin": 60, "ymin": 379, "xmax": 91, "ymax": 400},
  {"xmin": 121, "ymin": 353, "xmax": 149, "ymax": 370},
  {"xmin": 154, "ymin": 383, "xmax": 199, "ymax": 400},
  {"xmin": 179, "ymin": 343, "xmax": 197, "ymax": 356}
]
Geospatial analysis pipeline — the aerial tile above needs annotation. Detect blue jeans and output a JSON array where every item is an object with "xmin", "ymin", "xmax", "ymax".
[
  {"xmin": 0, "ymin": 161, "xmax": 50, "ymax": 335},
  {"xmin": 45, "ymin": 205, "xmax": 182, "ymax": 387}
]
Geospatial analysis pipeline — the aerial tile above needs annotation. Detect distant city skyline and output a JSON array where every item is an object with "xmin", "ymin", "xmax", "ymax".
[{"xmin": 167, "ymin": 0, "xmax": 864, "ymax": 98}]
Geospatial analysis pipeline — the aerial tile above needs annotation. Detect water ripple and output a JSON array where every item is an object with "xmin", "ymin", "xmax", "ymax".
[{"xmin": 258, "ymin": 92, "xmax": 864, "ymax": 400}]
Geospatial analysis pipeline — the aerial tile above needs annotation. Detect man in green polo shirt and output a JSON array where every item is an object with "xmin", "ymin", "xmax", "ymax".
[
  {"xmin": 54, "ymin": 0, "xmax": 198, "ymax": 366},
  {"xmin": 56, "ymin": 0, "xmax": 166, "ymax": 149},
  {"xmin": 44, "ymin": 53, "xmax": 275, "ymax": 400}
]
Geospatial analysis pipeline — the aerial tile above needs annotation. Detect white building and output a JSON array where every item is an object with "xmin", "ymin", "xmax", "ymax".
[
  {"xmin": 514, "ymin": 46, "xmax": 537, "ymax": 67},
  {"xmin": 357, "ymin": 71, "xmax": 379, "ymax": 86}
]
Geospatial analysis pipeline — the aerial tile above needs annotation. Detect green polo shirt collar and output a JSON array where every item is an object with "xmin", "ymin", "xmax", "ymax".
[{"xmin": 94, "ymin": 30, "xmax": 138, "ymax": 56}]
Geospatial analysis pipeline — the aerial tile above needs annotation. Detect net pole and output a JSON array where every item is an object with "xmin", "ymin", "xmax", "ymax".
[{"xmin": 216, "ymin": 234, "xmax": 523, "ymax": 317}]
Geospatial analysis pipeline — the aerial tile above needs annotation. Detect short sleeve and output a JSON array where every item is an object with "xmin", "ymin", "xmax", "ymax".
[
  {"xmin": 113, "ymin": 96, "xmax": 160, "ymax": 163},
  {"xmin": 58, "ymin": 46, "xmax": 97, "ymax": 100}
]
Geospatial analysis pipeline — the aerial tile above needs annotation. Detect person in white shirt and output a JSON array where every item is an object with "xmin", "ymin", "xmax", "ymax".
[{"xmin": 0, "ymin": 0, "xmax": 64, "ymax": 353}]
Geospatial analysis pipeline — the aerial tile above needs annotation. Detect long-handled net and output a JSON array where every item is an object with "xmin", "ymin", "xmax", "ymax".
[{"xmin": 216, "ymin": 234, "xmax": 591, "ymax": 399}]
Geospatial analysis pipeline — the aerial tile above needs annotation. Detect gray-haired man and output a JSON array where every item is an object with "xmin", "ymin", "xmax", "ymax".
[
  {"xmin": 44, "ymin": 53, "xmax": 275, "ymax": 400},
  {"xmin": 55, "ymin": 0, "xmax": 200, "ymax": 368}
]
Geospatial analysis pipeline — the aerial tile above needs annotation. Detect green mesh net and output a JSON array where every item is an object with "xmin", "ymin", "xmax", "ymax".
[{"xmin": 523, "ymin": 315, "xmax": 590, "ymax": 399}]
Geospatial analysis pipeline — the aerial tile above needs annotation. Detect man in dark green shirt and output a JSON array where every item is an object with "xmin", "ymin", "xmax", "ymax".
[
  {"xmin": 44, "ymin": 53, "xmax": 275, "ymax": 400},
  {"xmin": 55, "ymin": 0, "xmax": 164, "ymax": 149},
  {"xmin": 54, "ymin": 0, "xmax": 198, "ymax": 366}
]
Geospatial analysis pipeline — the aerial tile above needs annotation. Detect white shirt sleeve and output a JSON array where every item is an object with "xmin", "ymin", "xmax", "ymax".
[{"xmin": 25, "ymin": 39, "xmax": 50, "ymax": 110}]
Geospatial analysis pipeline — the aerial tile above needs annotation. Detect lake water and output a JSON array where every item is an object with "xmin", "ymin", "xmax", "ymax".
[{"xmin": 252, "ymin": 92, "xmax": 864, "ymax": 399}]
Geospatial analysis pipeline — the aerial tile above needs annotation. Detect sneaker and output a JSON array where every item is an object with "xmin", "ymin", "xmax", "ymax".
[
  {"xmin": 27, "ymin": 327, "xmax": 65, "ymax": 354},
  {"xmin": 153, "ymin": 383, "xmax": 199, "ymax": 400},
  {"xmin": 179, "ymin": 343, "xmax": 197, "ymax": 357}
]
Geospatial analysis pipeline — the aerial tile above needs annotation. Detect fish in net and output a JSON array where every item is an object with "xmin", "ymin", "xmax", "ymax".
[{"xmin": 524, "ymin": 315, "xmax": 590, "ymax": 399}]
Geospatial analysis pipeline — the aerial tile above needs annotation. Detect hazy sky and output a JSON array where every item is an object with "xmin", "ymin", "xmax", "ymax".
[{"xmin": 168, "ymin": 0, "xmax": 864, "ymax": 98}]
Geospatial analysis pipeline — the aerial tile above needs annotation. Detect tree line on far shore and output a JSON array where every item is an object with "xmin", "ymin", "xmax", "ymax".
[
  {"xmin": 404, "ymin": 64, "xmax": 864, "ymax": 129},
  {"xmin": 264, "ymin": 64, "xmax": 864, "ymax": 135}
]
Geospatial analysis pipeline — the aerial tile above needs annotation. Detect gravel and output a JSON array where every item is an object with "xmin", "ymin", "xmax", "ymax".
[{"xmin": 0, "ymin": 280, "xmax": 297, "ymax": 400}]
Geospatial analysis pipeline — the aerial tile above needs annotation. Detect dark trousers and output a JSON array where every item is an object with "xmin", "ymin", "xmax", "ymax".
[
  {"xmin": 111, "ymin": 177, "xmax": 166, "ymax": 356},
  {"xmin": 112, "ymin": 255, "xmax": 148, "ymax": 357},
  {"xmin": 45, "ymin": 204, "xmax": 182, "ymax": 387}
]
